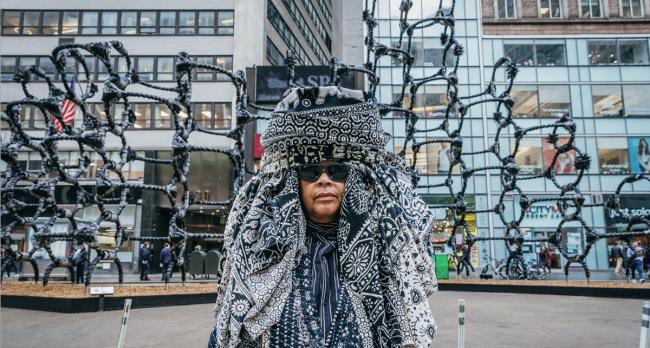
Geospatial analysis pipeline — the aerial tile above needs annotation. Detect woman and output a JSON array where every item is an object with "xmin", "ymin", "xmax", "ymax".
[
  {"xmin": 637, "ymin": 138, "xmax": 650, "ymax": 173},
  {"xmin": 209, "ymin": 87, "xmax": 438, "ymax": 347}
]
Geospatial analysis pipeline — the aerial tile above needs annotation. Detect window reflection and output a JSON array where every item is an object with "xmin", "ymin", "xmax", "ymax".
[
  {"xmin": 592, "ymin": 85, "xmax": 623, "ymax": 117},
  {"xmin": 511, "ymin": 85, "xmax": 539, "ymax": 117},
  {"xmin": 538, "ymin": 85, "xmax": 570, "ymax": 117},
  {"xmin": 514, "ymin": 139, "xmax": 543, "ymax": 175},
  {"xmin": 598, "ymin": 138, "xmax": 630, "ymax": 174}
]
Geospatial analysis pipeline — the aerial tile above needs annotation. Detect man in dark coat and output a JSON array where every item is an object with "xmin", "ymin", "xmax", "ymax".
[
  {"xmin": 139, "ymin": 242, "xmax": 152, "ymax": 281},
  {"xmin": 74, "ymin": 244, "xmax": 88, "ymax": 284},
  {"xmin": 160, "ymin": 242, "xmax": 173, "ymax": 281}
]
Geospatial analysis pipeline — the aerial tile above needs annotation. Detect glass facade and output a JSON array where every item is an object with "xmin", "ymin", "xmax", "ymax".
[
  {"xmin": 369, "ymin": 0, "xmax": 650, "ymax": 270},
  {"xmin": 0, "ymin": 9, "xmax": 234, "ymax": 36}
]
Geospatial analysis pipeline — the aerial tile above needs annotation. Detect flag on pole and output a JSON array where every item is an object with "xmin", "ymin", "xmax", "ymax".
[{"xmin": 55, "ymin": 78, "xmax": 76, "ymax": 132}]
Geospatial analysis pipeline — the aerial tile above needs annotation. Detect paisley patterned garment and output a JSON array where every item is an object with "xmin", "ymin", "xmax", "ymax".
[{"xmin": 209, "ymin": 87, "xmax": 438, "ymax": 347}]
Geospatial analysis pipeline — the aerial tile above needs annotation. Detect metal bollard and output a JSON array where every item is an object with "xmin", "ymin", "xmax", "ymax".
[
  {"xmin": 117, "ymin": 298, "xmax": 132, "ymax": 348},
  {"xmin": 458, "ymin": 299, "xmax": 465, "ymax": 348},
  {"xmin": 641, "ymin": 301, "xmax": 650, "ymax": 348}
]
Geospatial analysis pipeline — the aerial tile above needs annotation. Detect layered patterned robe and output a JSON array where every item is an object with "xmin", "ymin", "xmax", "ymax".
[{"xmin": 209, "ymin": 87, "xmax": 438, "ymax": 347}]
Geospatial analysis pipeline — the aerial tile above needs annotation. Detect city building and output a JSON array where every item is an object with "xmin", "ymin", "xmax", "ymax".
[
  {"xmin": 368, "ymin": 0, "xmax": 650, "ymax": 270},
  {"xmin": 0, "ymin": 0, "xmax": 359, "ymax": 274}
]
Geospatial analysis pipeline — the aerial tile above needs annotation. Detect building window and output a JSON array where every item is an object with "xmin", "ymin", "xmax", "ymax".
[
  {"xmin": 623, "ymin": 85, "xmax": 650, "ymax": 116},
  {"xmin": 38, "ymin": 57, "xmax": 56, "ymax": 80},
  {"xmin": 580, "ymin": 0, "xmax": 602, "ymax": 17},
  {"xmin": 536, "ymin": 43, "xmax": 566, "ymax": 66},
  {"xmin": 1, "ymin": 57, "xmax": 16, "ymax": 81},
  {"xmin": 133, "ymin": 103, "xmax": 152, "ymax": 128},
  {"xmin": 588, "ymin": 39, "xmax": 649, "ymax": 65},
  {"xmin": 621, "ymin": 0, "xmax": 644, "ymax": 17},
  {"xmin": 539, "ymin": 0, "xmax": 562, "ymax": 18},
  {"xmin": 215, "ymin": 103, "xmax": 232, "ymax": 129},
  {"xmin": 217, "ymin": 11, "xmax": 234, "ymax": 34},
  {"xmin": 267, "ymin": 37, "xmax": 284, "ymax": 66},
  {"xmin": 22, "ymin": 11, "xmax": 40, "ymax": 35},
  {"xmin": 511, "ymin": 85, "xmax": 539, "ymax": 117},
  {"xmin": 61, "ymin": 11, "xmax": 79, "ymax": 35},
  {"xmin": 194, "ymin": 103, "xmax": 213, "ymax": 128},
  {"xmin": 619, "ymin": 40, "xmax": 649, "ymax": 64},
  {"xmin": 42, "ymin": 11, "xmax": 60, "ymax": 35},
  {"xmin": 159, "ymin": 11, "xmax": 176, "ymax": 34},
  {"xmin": 195, "ymin": 57, "xmax": 214, "ymax": 80},
  {"xmin": 137, "ymin": 57, "xmax": 155, "ymax": 81},
  {"xmin": 0, "ymin": 10, "xmax": 234, "ymax": 36},
  {"xmin": 179, "ymin": 11, "xmax": 196, "ymax": 34},
  {"xmin": 504, "ymin": 43, "xmax": 535, "ymax": 66},
  {"xmin": 198, "ymin": 11, "xmax": 215, "ymax": 34},
  {"xmin": 156, "ymin": 57, "xmax": 174, "ymax": 80},
  {"xmin": 592, "ymin": 85, "xmax": 623, "ymax": 117},
  {"xmin": 2, "ymin": 11, "xmax": 21, "ymax": 35},
  {"xmin": 497, "ymin": 0, "xmax": 517, "ymax": 18},
  {"xmin": 215, "ymin": 57, "xmax": 233, "ymax": 81},
  {"xmin": 503, "ymin": 42, "xmax": 566, "ymax": 66},
  {"xmin": 101, "ymin": 11, "xmax": 118, "ymax": 35},
  {"xmin": 514, "ymin": 138, "xmax": 543, "ymax": 175},
  {"xmin": 81, "ymin": 11, "xmax": 99, "ymax": 35},
  {"xmin": 538, "ymin": 85, "xmax": 571, "ymax": 117},
  {"xmin": 120, "ymin": 11, "xmax": 137, "ymax": 35},
  {"xmin": 139, "ymin": 11, "xmax": 157, "ymax": 34},
  {"xmin": 154, "ymin": 104, "xmax": 172, "ymax": 128},
  {"xmin": 597, "ymin": 138, "xmax": 630, "ymax": 174},
  {"xmin": 543, "ymin": 137, "xmax": 577, "ymax": 174},
  {"xmin": 588, "ymin": 40, "xmax": 618, "ymax": 64}
]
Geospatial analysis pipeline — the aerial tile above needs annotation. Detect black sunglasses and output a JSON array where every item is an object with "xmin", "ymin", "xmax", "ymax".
[{"xmin": 297, "ymin": 163, "xmax": 349, "ymax": 182}]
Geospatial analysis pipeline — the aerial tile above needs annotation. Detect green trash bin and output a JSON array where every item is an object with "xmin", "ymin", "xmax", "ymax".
[{"xmin": 434, "ymin": 253, "xmax": 449, "ymax": 280}]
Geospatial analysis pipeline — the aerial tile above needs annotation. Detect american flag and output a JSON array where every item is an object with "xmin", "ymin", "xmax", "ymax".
[{"xmin": 55, "ymin": 79, "xmax": 76, "ymax": 132}]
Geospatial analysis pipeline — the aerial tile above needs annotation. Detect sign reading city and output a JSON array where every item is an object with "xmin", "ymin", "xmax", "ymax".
[{"xmin": 255, "ymin": 66, "xmax": 359, "ymax": 103}]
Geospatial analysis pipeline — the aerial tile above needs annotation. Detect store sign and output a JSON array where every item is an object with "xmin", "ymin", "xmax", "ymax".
[
  {"xmin": 604, "ymin": 194, "xmax": 650, "ymax": 226},
  {"xmin": 255, "ymin": 66, "xmax": 359, "ymax": 103},
  {"xmin": 514, "ymin": 197, "xmax": 564, "ymax": 227}
]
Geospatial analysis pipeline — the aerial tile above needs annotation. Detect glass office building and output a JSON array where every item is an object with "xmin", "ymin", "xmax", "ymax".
[{"xmin": 371, "ymin": 0, "xmax": 650, "ymax": 270}]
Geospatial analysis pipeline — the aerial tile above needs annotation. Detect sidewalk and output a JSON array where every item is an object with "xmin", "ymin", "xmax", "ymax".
[{"xmin": 447, "ymin": 269, "xmax": 646, "ymax": 282}]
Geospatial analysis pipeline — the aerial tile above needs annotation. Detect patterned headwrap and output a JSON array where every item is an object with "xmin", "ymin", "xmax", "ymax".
[{"xmin": 210, "ymin": 86, "xmax": 438, "ymax": 347}]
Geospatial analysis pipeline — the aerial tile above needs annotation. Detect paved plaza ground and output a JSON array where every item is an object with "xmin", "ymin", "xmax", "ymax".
[{"xmin": 1, "ymin": 290, "xmax": 646, "ymax": 348}]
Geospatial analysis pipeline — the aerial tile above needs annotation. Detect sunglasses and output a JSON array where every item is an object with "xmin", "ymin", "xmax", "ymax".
[{"xmin": 297, "ymin": 163, "xmax": 349, "ymax": 182}]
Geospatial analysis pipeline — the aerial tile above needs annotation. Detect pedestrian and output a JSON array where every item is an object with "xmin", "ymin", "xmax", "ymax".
[
  {"xmin": 627, "ymin": 241, "xmax": 645, "ymax": 283},
  {"xmin": 160, "ymin": 242, "xmax": 173, "ymax": 281},
  {"xmin": 539, "ymin": 243, "xmax": 552, "ymax": 274},
  {"xmin": 610, "ymin": 241, "xmax": 624, "ymax": 275},
  {"xmin": 643, "ymin": 244, "xmax": 650, "ymax": 280},
  {"xmin": 139, "ymin": 241, "xmax": 152, "ymax": 281},
  {"xmin": 73, "ymin": 244, "xmax": 88, "ymax": 284},
  {"xmin": 209, "ymin": 87, "xmax": 438, "ymax": 347}
]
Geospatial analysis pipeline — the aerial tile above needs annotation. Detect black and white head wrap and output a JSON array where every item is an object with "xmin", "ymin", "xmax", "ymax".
[{"xmin": 209, "ymin": 86, "xmax": 438, "ymax": 347}]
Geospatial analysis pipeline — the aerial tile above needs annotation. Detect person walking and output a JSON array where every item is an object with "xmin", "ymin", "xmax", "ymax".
[
  {"xmin": 73, "ymin": 244, "xmax": 88, "ymax": 284},
  {"xmin": 611, "ymin": 241, "xmax": 624, "ymax": 275},
  {"xmin": 139, "ymin": 242, "xmax": 152, "ymax": 281},
  {"xmin": 627, "ymin": 241, "xmax": 645, "ymax": 283},
  {"xmin": 539, "ymin": 243, "xmax": 552, "ymax": 274},
  {"xmin": 160, "ymin": 242, "xmax": 173, "ymax": 281}
]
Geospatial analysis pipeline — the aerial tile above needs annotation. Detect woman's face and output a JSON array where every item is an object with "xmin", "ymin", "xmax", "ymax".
[{"xmin": 299, "ymin": 163, "xmax": 346, "ymax": 224}]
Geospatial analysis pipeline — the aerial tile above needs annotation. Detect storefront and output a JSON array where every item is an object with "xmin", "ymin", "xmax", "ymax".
[
  {"xmin": 423, "ymin": 195, "xmax": 479, "ymax": 269},
  {"xmin": 514, "ymin": 196, "xmax": 585, "ymax": 269},
  {"xmin": 603, "ymin": 194, "xmax": 650, "ymax": 267}
]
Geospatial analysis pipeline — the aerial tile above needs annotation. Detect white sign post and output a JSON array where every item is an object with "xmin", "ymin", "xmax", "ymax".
[{"xmin": 117, "ymin": 298, "xmax": 132, "ymax": 348}]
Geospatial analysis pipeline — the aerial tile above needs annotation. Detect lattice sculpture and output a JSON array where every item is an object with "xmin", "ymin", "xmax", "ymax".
[
  {"xmin": 2, "ymin": 0, "xmax": 649, "ymax": 288},
  {"xmin": 359, "ymin": 0, "xmax": 650, "ymax": 280}
]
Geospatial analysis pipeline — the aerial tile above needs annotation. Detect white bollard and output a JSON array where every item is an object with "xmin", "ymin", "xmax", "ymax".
[
  {"xmin": 641, "ymin": 301, "xmax": 650, "ymax": 348},
  {"xmin": 458, "ymin": 299, "xmax": 465, "ymax": 348},
  {"xmin": 117, "ymin": 298, "xmax": 133, "ymax": 348}
]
